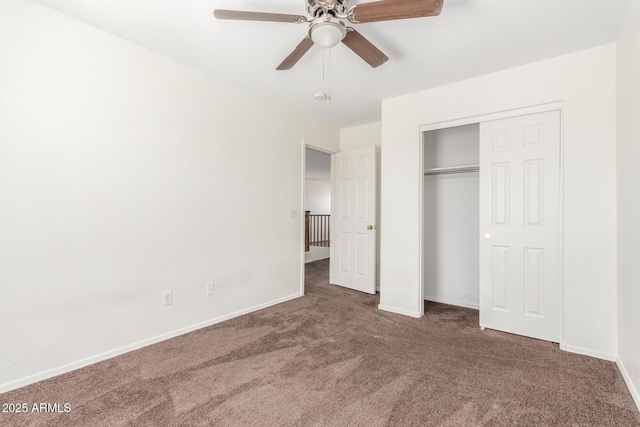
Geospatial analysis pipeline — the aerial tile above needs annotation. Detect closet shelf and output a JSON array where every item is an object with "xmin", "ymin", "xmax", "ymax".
[{"xmin": 424, "ymin": 164, "xmax": 480, "ymax": 176}]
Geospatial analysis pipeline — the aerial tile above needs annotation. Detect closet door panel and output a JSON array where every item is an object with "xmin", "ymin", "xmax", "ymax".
[
  {"xmin": 524, "ymin": 247, "xmax": 544, "ymax": 317},
  {"xmin": 491, "ymin": 246, "xmax": 511, "ymax": 311},
  {"xmin": 479, "ymin": 110, "xmax": 561, "ymax": 343},
  {"xmin": 524, "ymin": 159, "xmax": 544, "ymax": 227},
  {"xmin": 492, "ymin": 162, "xmax": 511, "ymax": 227}
]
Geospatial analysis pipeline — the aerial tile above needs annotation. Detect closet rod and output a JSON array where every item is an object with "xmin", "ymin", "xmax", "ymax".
[{"xmin": 423, "ymin": 165, "xmax": 480, "ymax": 176}]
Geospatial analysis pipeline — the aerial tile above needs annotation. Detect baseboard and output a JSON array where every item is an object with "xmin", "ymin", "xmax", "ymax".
[
  {"xmin": 559, "ymin": 343, "xmax": 617, "ymax": 362},
  {"xmin": 617, "ymin": 357, "xmax": 640, "ymax": 412},
  {"xmin": 0, "ymin": 292, "xmax": 303, "ymax": 395},
  {"xmin": 424, "ymin": 295, "xmax": 479, "ymax": 310},
  {"xmin": 378, "ymin": 304, "xmax": 423, "ymax": 318}
]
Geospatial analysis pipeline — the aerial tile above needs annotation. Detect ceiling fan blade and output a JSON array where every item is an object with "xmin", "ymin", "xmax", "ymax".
[
  {"xmin": 276, "ymin": 37, "xmax": 315, "ymax": 70},
  {"xmin": 350, "ymin": 0, "xmax": 443, "ymax": 23},
  {"xmin": 214, "ymin": 9, "xmax": 308, "ymax": 24},
  {"xmin": 342, "ymin": 29, "xmax": 389, "ymax": 68}
]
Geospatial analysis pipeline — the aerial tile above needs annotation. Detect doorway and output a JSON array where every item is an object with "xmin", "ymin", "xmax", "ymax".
[
  {"xmin": 423, "ymin": 124, "xmax": 480, "ymax": 309},
  {"xmin": 303, "ymin": 145, "xmax": 333, "ymax": 293},
  {"xmin": 301, "ymin": 143, "xmax": 378, "ymax": 296}
]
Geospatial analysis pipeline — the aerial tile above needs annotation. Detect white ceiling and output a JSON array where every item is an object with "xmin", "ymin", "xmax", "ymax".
[{"xmin": 34, "ymin": 0, "xmax": 631, "ymax": 128}]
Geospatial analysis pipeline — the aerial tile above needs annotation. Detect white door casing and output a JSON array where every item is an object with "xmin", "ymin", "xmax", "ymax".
[
  {"xmin": 332, "ymin": 146, "xmax": 377, "ymax": 294},
  {"xmin": 479, "ymin": 110, "xmax": 562, "ymax": 342}
]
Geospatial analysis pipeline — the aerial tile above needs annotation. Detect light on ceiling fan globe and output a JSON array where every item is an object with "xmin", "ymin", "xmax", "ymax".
[{"xmin": 311, "ymin": 23, "xmax": 344, "ymax": 49}]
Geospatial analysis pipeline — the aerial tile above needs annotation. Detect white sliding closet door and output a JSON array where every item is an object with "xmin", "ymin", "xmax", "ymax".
[{"xmin": 479, "ymin": 110, "xmax": 561, "ymax": 343}]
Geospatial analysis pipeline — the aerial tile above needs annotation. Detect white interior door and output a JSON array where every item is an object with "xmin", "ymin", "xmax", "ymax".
[
  {"xmin": 479, "ymin": 110, "xmax": 562, "ymax": 342},
  {"xmin": 332, "ymin": 146, "xmax": 377, "ymax": 294}
]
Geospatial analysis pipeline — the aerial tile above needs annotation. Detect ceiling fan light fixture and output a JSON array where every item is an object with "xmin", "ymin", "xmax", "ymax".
[{"xmin": 310, "ymin": 18, "xmax": 346, "ymax": 48}]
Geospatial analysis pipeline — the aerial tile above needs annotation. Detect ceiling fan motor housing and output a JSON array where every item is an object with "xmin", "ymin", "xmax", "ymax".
[{"xmin": 306, "ymin": 0, "xmax": 348, "ymax": 18}]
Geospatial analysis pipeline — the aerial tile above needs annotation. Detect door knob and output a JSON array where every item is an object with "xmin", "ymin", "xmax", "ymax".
[
  {"xmin": 367, "ymin": 225, "xmax": 374, "ymax": 230},
  {"xmin": 483, "ymin": 233, "xmax": 491, "ymax": 239}
]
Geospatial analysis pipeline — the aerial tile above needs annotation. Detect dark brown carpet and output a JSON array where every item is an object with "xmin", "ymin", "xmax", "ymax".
[{"xmin": 1, "ymin": 259, "xmax": 639, "ymax": 426}]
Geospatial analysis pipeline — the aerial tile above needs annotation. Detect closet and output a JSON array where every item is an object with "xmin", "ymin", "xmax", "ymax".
[
  {"xmin": 421, "ymin": 109, "xmax": 562, "ymax": 343},
  {"xmin": 423, "ymin": 124, "xmax": 480, "ymax": 309}
]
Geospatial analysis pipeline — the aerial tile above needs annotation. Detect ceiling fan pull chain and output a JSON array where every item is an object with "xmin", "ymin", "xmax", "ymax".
[
  {"xmin": 322, "ymin": 45, "xmax": 326, "ymax": 81},
  {"xmin": 327, "ymin": 47, "xmax": 332, "ymax": 99},
  {"xmin": 322, "ymin": 45, "xmax": 332, "ymax": 100}
]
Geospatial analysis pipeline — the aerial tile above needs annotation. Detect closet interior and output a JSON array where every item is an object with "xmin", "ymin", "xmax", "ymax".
[{"xmin": 423, "ymin": 123, "xmax": 480, "ymax": 309}]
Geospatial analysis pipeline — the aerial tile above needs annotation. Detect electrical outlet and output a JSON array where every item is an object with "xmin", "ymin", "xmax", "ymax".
[
  {"xmin": 163, "ymin": 291, "xmax": 172, "ymax": 306},
  {"xmin": 206, "ymin": 282, "xmax": 215, "ymax": 296}
]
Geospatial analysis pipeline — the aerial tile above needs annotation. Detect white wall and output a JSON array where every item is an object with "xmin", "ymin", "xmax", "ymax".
[
  {"xmin": 341, "ymin": 122, "xmax": 382, "ymax": 150},
  {"xmin": 340, "ymin": 123, "xmax": 382, "ymax": 288},
  {"xmin": 305, "ymin": 246, "xmax": 330, "ymax": 264},
  {"xmin": 380, "ymin": 44, "xmax": 618, "ymax": 359},
  {"xmin": 423, "ymin": 125, "xmax": 480, "ymax": 309},
  {"xmin": 0, "ymin": 0, "xmax": 339, "ymax": 391},
  {"xmin": 616, "ymin": 0, "xmax": 640, "ymax": 409},
  {"xmin": 304, "ymin": 179, "xmax": 331, "ymax": 215}
]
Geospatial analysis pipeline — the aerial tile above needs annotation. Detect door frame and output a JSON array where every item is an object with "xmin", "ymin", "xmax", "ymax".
[
  {"xmin": 417, "ymin": 101, "xmax": 565, "ymax": 342},
  {"xmin": 300, "ymin": 140, "xmax": 336, "ymax": 295}
]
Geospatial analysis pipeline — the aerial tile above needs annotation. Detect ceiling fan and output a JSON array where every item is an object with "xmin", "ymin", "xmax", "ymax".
[{"xmin": 214, "ymin": 0, "xmax": 444, "ymax": 70}]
